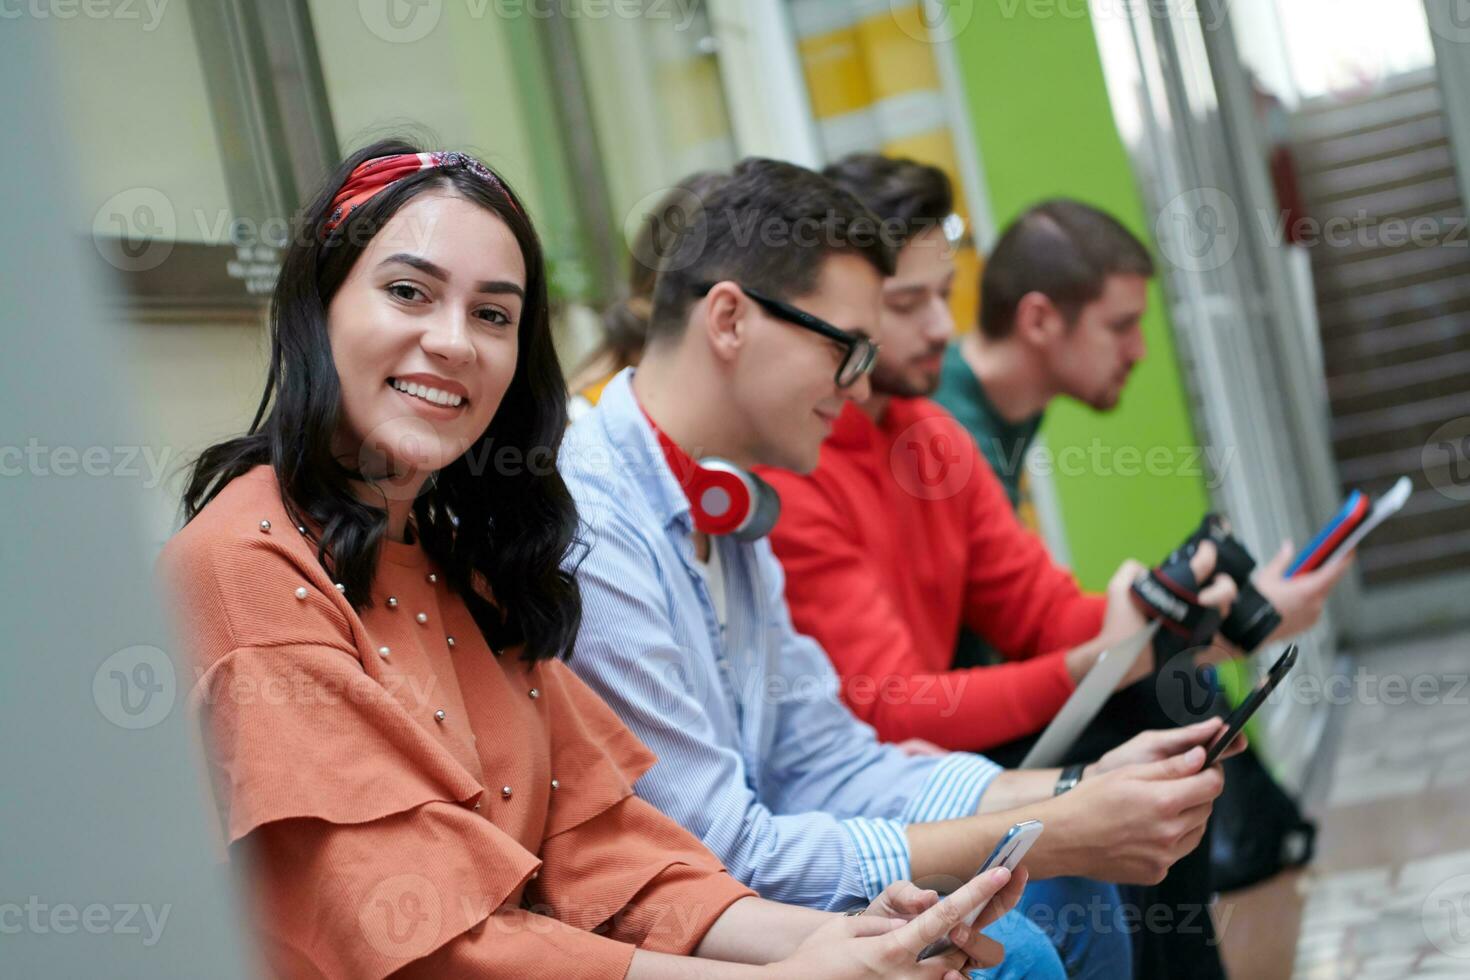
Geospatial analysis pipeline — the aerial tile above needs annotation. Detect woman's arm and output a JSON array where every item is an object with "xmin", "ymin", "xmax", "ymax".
[
  {"xmin": 690, "ymin": 880, "xmax": 982, "ymax": 964},
  {"xmin": 629, "ymin": 869, "xmax": 1020, "ymax": 980},
  {"xmin": 691, "ymin": 896, "xmax": 832, "ymax": 964},
  {"xmin": 629, "ymin": 948, "xmax": 766, "ymax": 979}
]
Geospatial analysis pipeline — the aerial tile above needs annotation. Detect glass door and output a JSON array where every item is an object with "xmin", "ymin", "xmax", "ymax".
[
  {"xmin": 1091, "ymin": 0, "xmax": 1344, "ymax": 791},
  {"xmin": 1095, "ymin": 0, "xmax": 1470, "ymax": 649},
  {"xmin": 1221, "ymin": 0, "xmax": 1470, "ymax": 642}
]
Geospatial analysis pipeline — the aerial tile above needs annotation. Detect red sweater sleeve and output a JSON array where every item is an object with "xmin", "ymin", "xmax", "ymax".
[
  {"xmin": 767, "ymin": 477, "xmax": 1078, "ymax": 752},
  {"xmin": 765, "ymin": 406, "xmax": 1107, "ymax": 752},
  {"xmin": 957, "ymin": 438, "xmax": 1107, "ymax": 660}
]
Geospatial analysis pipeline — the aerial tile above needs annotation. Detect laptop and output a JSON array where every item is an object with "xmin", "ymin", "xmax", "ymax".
[{"xmin": 1020, "ymin": 621, "xmax": 1160, "ymax": 769}]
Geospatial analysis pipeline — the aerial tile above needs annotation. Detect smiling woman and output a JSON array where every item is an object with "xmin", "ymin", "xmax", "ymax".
[
  {"xmin": 327, "ymin": 202, "xmax": 525, "ymax": 517},
  {"xmin": 179, "ymin": 139, "xmax": 574, "ymax": 660},
  {"xmin": 156, "ymin": 137, "xmax": 1014, "ymax": 979}
]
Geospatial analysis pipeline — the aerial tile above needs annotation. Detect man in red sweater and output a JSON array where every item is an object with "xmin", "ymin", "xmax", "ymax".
[
  {"xmin": 763, "ymin": 381, "xmax": 1140, "ymax": 749},
  {"xmin": 761, "ymin": 154, "xmax": 1337, "ymax": 980},
  {"xmin": 762, "ymin": 154, "xmax": 1335, "ymax": 756},
  {"xmin": 759, "ymin": 158, "xmax": 1164, "ymax": 752}
]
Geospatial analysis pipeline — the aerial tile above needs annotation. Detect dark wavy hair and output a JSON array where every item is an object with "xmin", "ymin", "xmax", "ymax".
[
  {"xmin": 648, "ymin": 158, "xmax": 895, "ymax": 342},
  {"xmin": 822, "ymin": 153, "xmax": 954, "ymax": 249},
  {"xmin": 183, "ymin": 138, "xmax": 581, "ymax": 662},
  {"xmin": 579, "ymin": 170, "xmax": 727, "ymax": 374}
]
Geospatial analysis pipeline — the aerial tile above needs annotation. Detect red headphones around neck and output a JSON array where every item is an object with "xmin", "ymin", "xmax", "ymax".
[{"xmin": 641, "ymin": 408, "xmax": 781, "ymax": 541}]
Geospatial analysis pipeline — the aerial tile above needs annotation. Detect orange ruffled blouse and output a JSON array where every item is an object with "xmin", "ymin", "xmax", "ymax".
[{"xmin": 159, "ymin": 466, "xmax": 753, "ymax": 979}]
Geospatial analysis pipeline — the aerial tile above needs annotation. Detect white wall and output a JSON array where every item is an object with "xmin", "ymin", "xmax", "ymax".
[
  {"xmin": 120, "ymin": 316, "xmax": 270, "ymax": 552},
  {"xmin": 44, "ymin": 4, "xmax": 269, "ymax": 550}
]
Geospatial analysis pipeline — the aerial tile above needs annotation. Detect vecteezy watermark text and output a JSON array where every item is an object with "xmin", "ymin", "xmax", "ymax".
[
  {"xmin": 0, "ymin": 0, "xmax": 169, "ymax": 30},
  {"xmin": 0, "ymin": 897, "xmax": 171, "ymax": 947},
  {"xmin": 0, "ymin": 439, "xmax": 177, "ymax": 488}
]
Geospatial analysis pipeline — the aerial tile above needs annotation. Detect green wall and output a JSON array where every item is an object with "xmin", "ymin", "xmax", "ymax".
[{"xmin": 950, "ymin": 8, "xmax": 1212, "ymax": 589}]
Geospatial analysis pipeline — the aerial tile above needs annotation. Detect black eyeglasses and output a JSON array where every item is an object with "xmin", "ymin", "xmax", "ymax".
[{"xmin": 695, "ymin": 281, "xmax": 879, "ymax": 388}]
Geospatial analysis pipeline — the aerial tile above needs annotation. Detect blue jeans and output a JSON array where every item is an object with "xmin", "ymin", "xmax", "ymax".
[
  {"xmin": 1010, "ymin": 876, "xmax": 1133, "ymax": 979},
  {"xmin": 972, "ymin": 909, "xmax": 1068, "ymax": 980}
]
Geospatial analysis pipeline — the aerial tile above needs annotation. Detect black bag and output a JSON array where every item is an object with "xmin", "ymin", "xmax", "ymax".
[{"xmin": 1210, "ymin": 744, "xmax": 1317, "ymax": 892}]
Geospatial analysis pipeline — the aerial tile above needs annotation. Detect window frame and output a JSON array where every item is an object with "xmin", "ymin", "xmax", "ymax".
[{"xmin": 91, "ymin": 0, "xmax": 337, "ymax": 321}]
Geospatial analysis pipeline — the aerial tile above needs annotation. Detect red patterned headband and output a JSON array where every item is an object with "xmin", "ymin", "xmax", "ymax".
[{"xmin": 323, "ymin": 151, "xmax": 520, "ymax": 233}]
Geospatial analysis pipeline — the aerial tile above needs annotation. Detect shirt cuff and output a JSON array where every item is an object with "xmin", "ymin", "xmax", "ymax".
[
  {"xmin": 899, "ymin": 752, "xmax": 1004, "ymax": 825},
  {"xmin": 841, "ymin": 817, "xmax": 912, "ymax": 901}
]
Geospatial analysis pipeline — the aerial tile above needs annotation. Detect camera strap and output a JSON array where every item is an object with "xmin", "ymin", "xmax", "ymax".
[{"xmin": 1130, "ymin": 557, "xmax": 1222, "ymax": 646}]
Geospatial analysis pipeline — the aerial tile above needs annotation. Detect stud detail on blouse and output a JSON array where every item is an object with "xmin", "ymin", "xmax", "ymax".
[
  {"xmin": 258, "ymin": 520, "xmax": 271, "ymax": 532},
  {"xmin": 501, "ymin": 786, "xmax": 513, "ymax": 800},
  {"xmin": 416, "ymin": 612, "xmax": 428, "ymax": 625},
  {"xmin": 377, "ymin": 646, "xmax": 391, "ymax": 659},
  {"xmin": 550, "ymin": 779, "xmax": 560, "ymax": 791},
  {"xmin": 434, "ymin": 709, "xmax": 446, "ymax": 723},
  {"xmin": 335, "ymin": 583, "xmax": 346, "ymax": 593},
  {"xmin": 296, "ymin": 525, "xmax": 306, "ymax": 534},
  {"xmin": 387, "ymin": 597, "xmax": 398, "ymax": 609},
  {"xmin": 446, "ymin": 636, "xmax": 456, "ymax": 648},
  {"xmin": 528, "ymin": 688, "xmax": 540, "ymax": 700},
  {"xmin": 427, "ymin": 573, "xmax": 438, "ymax": 584},
  {"xmin": 294, "ymin": 587, "xmax": 308, "ymax": 600}
]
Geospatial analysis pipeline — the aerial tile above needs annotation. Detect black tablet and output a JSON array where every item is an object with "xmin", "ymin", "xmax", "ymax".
[{"xmin": 1203, "ymin": 644, "xmax": 1298, "ymax": 767}]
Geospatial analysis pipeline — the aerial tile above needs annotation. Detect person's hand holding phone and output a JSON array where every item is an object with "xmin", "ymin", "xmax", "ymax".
[
  {"xmin": 1038, "ymin": 747, "xmax": 1224, "ymax": 884},
  {"xmin": 1199, "ymin": 645, "xmax": 1298, "ymax": 767},
  {"xmin": 1254, "ymin": 540, "xmax": 1356, "ymax": 642},
  {"xmin": 771, "ymin": 866, "xmax": 1024, "ymax": 979},
  {"xmin": 1086, "ymin": 718, "xmax": 1247, "ymax": 778}
]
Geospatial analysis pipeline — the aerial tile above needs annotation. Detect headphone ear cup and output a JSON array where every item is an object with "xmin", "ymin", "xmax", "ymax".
[
  {"xmin": 732, "ymin": 470, "xmax": 782, "ymax": 542},
  {"xmin": 692, "ymin": 458, "xmax": 781, "ymax": 540},
  {"xmin": 690, "ymin": 459, "xmax": 755, "ymax": 537}
]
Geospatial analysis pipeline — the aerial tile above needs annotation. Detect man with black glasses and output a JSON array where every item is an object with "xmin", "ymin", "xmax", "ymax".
[{"xmin": 560, "ymin": 158, "xmax": 1233, "ymax": 979}]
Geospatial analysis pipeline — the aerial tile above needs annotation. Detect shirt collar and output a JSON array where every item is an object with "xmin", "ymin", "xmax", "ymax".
[{"xmin": 593, "ymin": 368, "xmax": 695, "ymax": 533}]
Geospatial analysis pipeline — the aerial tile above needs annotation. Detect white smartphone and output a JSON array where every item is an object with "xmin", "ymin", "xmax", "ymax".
[{"xmin": 915, "ymin": 819, "xmax": 1045, "ymax": 962}]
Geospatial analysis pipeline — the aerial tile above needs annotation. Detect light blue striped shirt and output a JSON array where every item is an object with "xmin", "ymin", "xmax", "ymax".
[{"xmin": 560, "ymin": 369, "xmax": 1002, "ymax": 911}]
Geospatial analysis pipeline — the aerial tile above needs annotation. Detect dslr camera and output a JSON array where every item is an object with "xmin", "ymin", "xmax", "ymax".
[{"xmin": 1144, "ymin": 513, "xmax": 1281, "ymax": 652}]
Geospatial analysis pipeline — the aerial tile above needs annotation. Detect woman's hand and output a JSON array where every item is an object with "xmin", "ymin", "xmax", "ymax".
[
  {"xmin": 768, "ymin": 867, "xmax": 1025, "ymax": 979},
  {"xmin": 861, "ymin": 879, "xmax": 945, "ymax": 921}
]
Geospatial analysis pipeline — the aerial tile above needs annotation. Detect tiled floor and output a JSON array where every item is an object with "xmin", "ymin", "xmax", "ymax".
[{"xmin": 1218, "ymin": 629, "xmax": 1470, "ymax": 979}]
